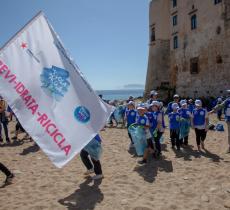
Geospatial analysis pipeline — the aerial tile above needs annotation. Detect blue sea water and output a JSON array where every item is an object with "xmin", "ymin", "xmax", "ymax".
[{"xmin": 96, "ymin": 89, "xmax": 144, "ymax": 101}]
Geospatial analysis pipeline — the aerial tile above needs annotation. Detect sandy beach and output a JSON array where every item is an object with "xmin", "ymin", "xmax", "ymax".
[{"xmin": 0, "ymin": 117, "xmax": 230, "ymax": 210}]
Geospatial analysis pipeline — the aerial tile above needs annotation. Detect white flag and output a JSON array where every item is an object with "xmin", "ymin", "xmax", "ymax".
[{"xmin": 0, "ymin": 12, "xmax": 113, "ymax": 168}]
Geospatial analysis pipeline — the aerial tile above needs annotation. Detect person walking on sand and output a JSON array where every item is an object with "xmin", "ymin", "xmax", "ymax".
[
  {"xmin": 178, "ymin": 100, "xmax": 192, "ymax": 146},
  {"xmin": 210, "ymin": 89, "xmax": 230, "ymax": 153},
  {"xmin": 0, "ymin": 96, "xmax": 10, "ymax": 144},
  {"xmin": 124, "ymin": 101, "xmax": 137, "ymax": 148},
  {"xmin": 0, "ymin": 162, "xmax": 14, "ymax": 185},
  {"xmin": 168, "ymin": 103, "xmax": 181, "ymax": 151},
  {"xmin": 80, "ymin": 134, "xmax": 104, "ymax": 180},
  {"xmin": 191, "ymin": 99, "xmax": 209, "ymax": 151}
]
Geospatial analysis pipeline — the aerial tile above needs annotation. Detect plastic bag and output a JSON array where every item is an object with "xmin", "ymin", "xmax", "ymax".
[
  {"xmin": 179, "ymin": 118, "xmax": 190, "ymax": 139},
  {"xmin": 128, "ymin": 124, "xmax": 147, "ymax": 156},
  {"xmin": 114, "ymin": 105, "xmax": 125, "ymax": 123},
  {"xmin": 84, "ymin": 138, "xmax": 102, "ymax": 160}
]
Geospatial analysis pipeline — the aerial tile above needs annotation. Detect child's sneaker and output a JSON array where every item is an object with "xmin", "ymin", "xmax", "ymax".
[
  {"xmin": 92, "ymin": 174, "xmax": 104, "ymax": 180},
  {"xmin": 5, "ymin": 173, "xmax": 14, "ymax": 184},
  {"xmin": 138, "ymin": 159, "xmax": 147, "ymax": 165},
  {"xmin": 84, "ymin": 169, "xmax": 94, "ymax": 176}
]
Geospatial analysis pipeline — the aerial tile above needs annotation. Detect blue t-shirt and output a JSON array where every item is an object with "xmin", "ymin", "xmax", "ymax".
[
  {"xmin": 168, "ymin": 112, "xmax": 180, "ymax": 129},
  {"xmin": 125, "ymin": 109, "xmax": 137, "ymax": 127},
  {"xmin": 178, "ymin": 108, "xmax": 191, "ymax": 119},
  {"xmin": 224, "ymin": 98, "xmax": 230, "ymax": 122},
  {"xmin": 188, "ymin": 104, "xmax": 195, "ymax": 113},
  {"xmin": 192, "ymin": 108, "xmax": 207, "ymax": 126},
  {"xmin": 136, "ymin": 114, "xmax": 149, "ymax": 127}
]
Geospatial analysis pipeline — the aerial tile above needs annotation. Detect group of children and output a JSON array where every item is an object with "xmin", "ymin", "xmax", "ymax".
[{"xmin": 123, "ymin": 92, "xmax": 212, "ymax": 164}]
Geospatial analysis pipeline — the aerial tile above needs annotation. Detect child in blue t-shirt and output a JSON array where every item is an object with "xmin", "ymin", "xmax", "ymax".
[
  {"xmin": 168, "ymin": 103, "xmax": 181, "ymax": 150},
  {"xmin": 135, "ymin": 106, "xmax": 153, "ymax": 164},
  {"xmin": 178, "ymin": 100, "xmax": 191, "ymax": 146},
  {"xmin": 188, "ymin": 99, "xmax": 195, "ymax": 114},
  {"xmin": 124, "ymin": 101, "xmax": 137, "ymax": 147},
  {"xmin": 191, "ymin": 100, "xmax": 209, "ymax": 151}
]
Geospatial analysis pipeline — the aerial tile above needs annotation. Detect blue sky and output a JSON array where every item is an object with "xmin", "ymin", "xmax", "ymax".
[{"xmin": 0, "ymin": 0, "xmax": 149, "ymax": 90}]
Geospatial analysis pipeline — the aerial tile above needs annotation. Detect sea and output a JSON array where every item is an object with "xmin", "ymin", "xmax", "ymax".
[{"xmin": 96, "ymin": 89, "xmax": 144, "ymax": 101}]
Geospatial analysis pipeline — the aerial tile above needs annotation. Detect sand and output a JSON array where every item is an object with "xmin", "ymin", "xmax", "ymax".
[{"xmin": 0, "ymin": 116, "xmax": 230, "ymax": 210}]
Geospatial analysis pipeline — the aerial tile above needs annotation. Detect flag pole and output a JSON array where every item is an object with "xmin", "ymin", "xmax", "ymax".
[{"xmin": 0, "ymin": 11, "xmax": 43, "ymax": 53}]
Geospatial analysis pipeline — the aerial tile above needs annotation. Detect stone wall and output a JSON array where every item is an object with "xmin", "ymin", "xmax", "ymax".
[{"xmin": 145, "ymin": 0, "xmax": 230, "ymax": 99}]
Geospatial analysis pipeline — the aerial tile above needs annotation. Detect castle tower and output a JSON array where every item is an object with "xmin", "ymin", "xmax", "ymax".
[{"xmin": 144, "ymin": 0, "xmax": 171, "ymax": 98}]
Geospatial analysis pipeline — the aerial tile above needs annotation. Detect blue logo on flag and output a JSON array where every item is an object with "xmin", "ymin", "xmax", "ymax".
[
  {"xmin": 40, "ymin": 66, "xmax": 70, "ymax": 101},
  {"xmin": 74, "ymin": 106, "xmax": 90, "ymax": 123}
]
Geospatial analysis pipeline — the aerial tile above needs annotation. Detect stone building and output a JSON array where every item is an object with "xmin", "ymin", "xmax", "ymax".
[{"xmin": 145, "ymin": 0, "xmax": 230, "ymax": 99}]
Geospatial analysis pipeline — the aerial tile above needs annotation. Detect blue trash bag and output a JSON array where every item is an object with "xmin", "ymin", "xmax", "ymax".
[
  {"xmin": 179, "ymin": 118, "xmax": 190, "ymax": 139},
  {"xmin": 128, "ymin": 124, "xmax": 147, "ymax": 156},
  {"xmin": 114, "ymin": 105, "xmax": 125, "ymax": 123},
  {"xmin": 84, "ymin": 138, "xmax": 102, "ymax": 161},
  {"xmin": 216, "ymin": 123, "xmax": 224, "ymax": 132}
]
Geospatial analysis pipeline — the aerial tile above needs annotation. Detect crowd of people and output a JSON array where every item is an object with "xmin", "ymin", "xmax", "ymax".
[
  {"xmin": 0, "ymin": 89, "xmax": 230, "ymax": 185},
  {"xmin": 104, "ymin": 89, "xmax": 230, "ymax": 166}
]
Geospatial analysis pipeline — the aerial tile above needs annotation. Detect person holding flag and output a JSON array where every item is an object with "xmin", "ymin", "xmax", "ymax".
[{"xmin": 80, "ymin": 134, "xmax": 103, "ymax": 180}]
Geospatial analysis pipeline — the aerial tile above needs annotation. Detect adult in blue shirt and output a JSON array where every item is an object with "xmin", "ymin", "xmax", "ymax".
[{"xmin": 166, "ymin": 94, "xmax": 180, "ymax": 114}]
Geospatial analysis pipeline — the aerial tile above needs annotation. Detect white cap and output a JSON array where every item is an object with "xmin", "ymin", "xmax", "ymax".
[
  {"xmin": 180, "ymin": 99, "xmax": 187, "ymax": 106},
  {"xmin": 151, "ymin": 101, "xmax": 160, "ymax": 107},
  {"xmin": 150, "ymin": 90, "xmax": 158, "ymax": 96},
  {"xmin": 172, "ymin": 103, "xmax": 179, "ymax": 110},
  {"xmin": 195, "ymin": 99, "xmax": 202, "ymax": 106},
  {"xmin": 173, "ymin": 94, "xmax": 179, "ymax": 98},
  {"xmin": 127, "ymin": 101, "xmax": 135, "ymax": 106},
  {"xmin": 137, "ymin": 106, "xmax": 146, "ymax": 110},
  {"xmin": 227, "ymin": 90, "xmax": 230, "ymax": 94}
]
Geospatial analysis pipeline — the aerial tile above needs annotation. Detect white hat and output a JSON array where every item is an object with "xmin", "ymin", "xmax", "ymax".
[
  {"xmin": 172, "ymin": 103, "xmax": 179, "ymax": 110},
  {"xmin": 151, "ymin": 101, "xmax": 160, "ymax": 107},
  {"xmin": 217, "ymin": 98, "xmax": 222, "ymax": 102},
  {"xmin": 227, "ymin": 90, "xmax": 230, "ymax": 94},
  {"xmin": 173, "ymin": 94, "xmax": 179, "ymax": 98},
  {"xmin": 127, "ymin": 101, "xmax": 135, "ymax": 106},
  {"xmin": 195, "ymin": 99, "xmax": 202, "ymax": 106},
  {"xmin": 137, "ymin": 106, "xmax": 146, "ymax": 110},
  {"xmin": 180, "ymin": 99, "xmax": 187, "ymax": 106},
  {"xmin": 150, "ymin": 90, "xmax": 158, "ymax": 96}
]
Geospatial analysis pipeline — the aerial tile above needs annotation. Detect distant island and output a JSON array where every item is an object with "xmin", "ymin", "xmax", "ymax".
[{"xmin": 123, "ymin": 84, "xmax": 144, "ymax": 89}]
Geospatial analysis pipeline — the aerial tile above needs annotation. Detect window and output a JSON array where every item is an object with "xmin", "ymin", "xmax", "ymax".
[
  {"xmin": 172, "ymin": 15, "xmax": 177, "ymax": 26},
  {"xmin": 173, "ymin": 36, "xmax": 178, "ymax": 49},
  {"xmin": 214, "ymin": 0, "xmax": 222, "ymax": 4},
  {"xmin": 151, "ymin": 27, "xmax": 156, "ymax": 42},
  {"xmin": 190, "ymin": 57, "xmax": 199, "ymax": 74},
  {"xmin": 172, "ymin": 0, "xmax": 177, "ymax": 8},
  {"xmin": 191, "ymin": 14, "xmax": 197, "ymax": 30}
]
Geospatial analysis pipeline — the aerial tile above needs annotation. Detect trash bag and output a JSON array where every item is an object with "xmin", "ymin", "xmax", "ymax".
[
  {"xmin": 84, "ymin": 138, "xmax": 102, "ymax": 160},
  {"xmin": 113, "ymin": 105, "xmax": 125, "ymax": 123},
  {"xmin": 216, "ymin": 123, "xmax": 224, "ymax": 132},
  {"xmin": 128, "ymin": 124, "xmax": 147, "ymax": 156},
  {"xmin": 179, "ymin": 118, "xmax": 190, "ymax": 139}
]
